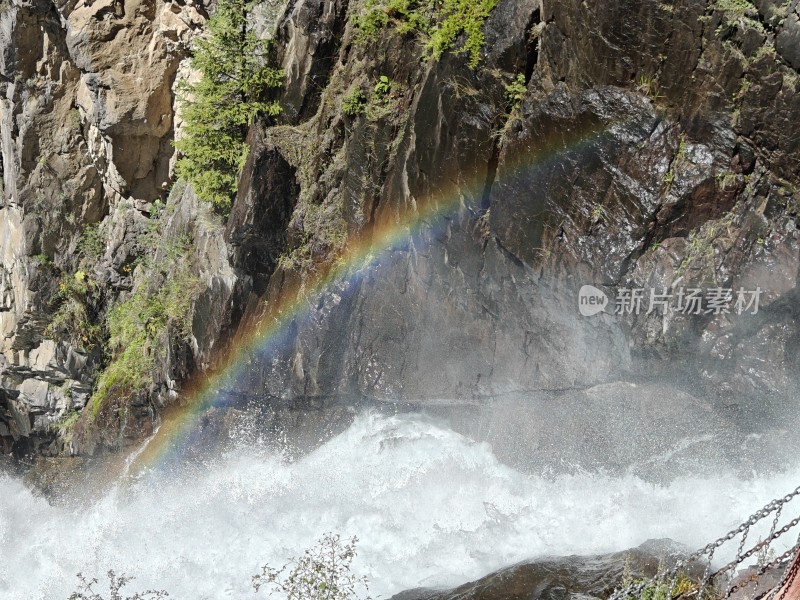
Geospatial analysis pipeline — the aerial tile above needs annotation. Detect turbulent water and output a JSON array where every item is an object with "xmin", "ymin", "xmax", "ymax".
[{"xmin": 1, "ymin": 411, "xmax": 799, "ymax": 600}]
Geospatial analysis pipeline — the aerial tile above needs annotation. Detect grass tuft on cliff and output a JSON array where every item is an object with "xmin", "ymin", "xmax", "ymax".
[{"xmin": 175, "ymin": 0, "xmax": 284, "ymax": 212}]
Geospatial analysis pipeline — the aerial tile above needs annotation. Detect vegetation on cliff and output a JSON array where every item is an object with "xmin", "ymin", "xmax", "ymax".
[
  {"xmin": 355, "ymin": 0, "xmax": 500, "ymax": 67},
  {"xmin": 44, "ymin": 225, "xmax": 106, "ymax": 353},
  {"xmin": 175, "ymin": 0, "xmax": 284, "ymax": 211},
  {"xmin": 90, "ymin": 200, "xmax": 200, "ymax": 419}
]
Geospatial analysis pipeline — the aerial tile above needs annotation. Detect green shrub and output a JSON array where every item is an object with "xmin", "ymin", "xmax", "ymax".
[
  {"xmin": 253, "ymin": 534, "xmax": 371, "ymax": 600},
  {"xmin": 78, "ymin": 224, "xmax": 104, "ymax": 262},
  {"xmin": 46, "ymin": 270, "xmax": 104, "ymax": 353},
  {"xmin": 33, "ymin": 253, "xmax": 51, "ymax": 266},
  {"xmin": 356, "ymin": 75, "xmax": 397, "ymax": 122},
  {"xmin": 622, "ymin": 573, "xmax": 716, "ymax": 600},
  {"xmin": 175, "ymin": 0, "xmax": 284, "ymax": 212},
  {"xmin": 342, "ymin": 88, "xmax": 367, "ymax": 116},
  {"xmin": 714, "ymin": 0, "xmax": 763, "ymax": 30},
  {"xmin": 427, "ymin": 0, "xmax": 499, "ymax": 67},
  {"xmin": 504, "ymin": 73, "xmax": 527, "ymax": 110},
  {"xmin": 353, "ymin": 3, "xmax": 389, "ymax": 39},
  {"xmin": 354, "ymin": 0, "xmax": 499, "ymax": 68},
  {"xmin": 373, "ymin": 75, "xmax": 392, "ymax": 99},
  {"xmin": 45, "ymin": 224, "xmax": 107, "ymax": 352}
]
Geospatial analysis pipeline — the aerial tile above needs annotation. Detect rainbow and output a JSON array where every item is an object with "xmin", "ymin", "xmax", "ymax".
[{"xmin": 127, "ymin": 111, "xmax": 616, "ymax": 475}]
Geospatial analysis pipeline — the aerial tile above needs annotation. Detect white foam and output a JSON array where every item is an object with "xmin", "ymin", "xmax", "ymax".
[{"xmin": 1, "ymin": 412, "xmax": 798, "ymax": 599}]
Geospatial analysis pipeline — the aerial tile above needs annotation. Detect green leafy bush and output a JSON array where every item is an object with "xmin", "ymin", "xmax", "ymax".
[
  {"xmin": 175, "ymin": 0, "xmax": 284, "ymax": 211},
  {"xmin": 354, "ymin": 0, "xmax": 499, "ymax": 68},
  {"xmin": 623, "ymin": 574, "xmax": 716, "ymax": 600},
  {"xmin": 714, "ymin": 0, "xmax": 763, "ymax": 30},
  {"xmin": 253, "ymin": 534, "xmax": 371, "ymax": 600},
  {"xmin": 353, "ymin": 4, "xmax": 389, "ymax": 38},
  {"xmin": 373, "ymin": 75, "xmax": 392, "ymax": 99},
  {"xmin": 78, "ymin": 224, "xmax": 105, "ymax": 262},
  {"xmin": 504, "ymin": 73, "xmax": 527, "ymax": 110},
  {"xmin": 45, "ymin": 271, "xmax": 104, "ymax": 352},
  {"xmin": 342, "ymin": 88, "xmax": 367, "ymax": 116},
  {"xmin": 427, "ymin": 0, "xmax": 499, "ymax": 67}
]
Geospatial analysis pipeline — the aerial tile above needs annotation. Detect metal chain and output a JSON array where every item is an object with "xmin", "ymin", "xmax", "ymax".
[
  {"xmin": 725, "ymin": 542, "xmax": 800, "ymax": 599},
  {"xmin": 693, "ymin": 487, "xmax": 800, "ymax": 564},
  {"xmin": 722, "ymin": 523, "xmax": 750, "ymax": 599},
  {"xmin": 610, "ymin": 485, "xmax": 800, "ymax": 600},
  {"xmin": 744, "ymin": 505, "xmax": 789, "ymax": 600},
  {"xmin": 765, "ymin": 531, "xmax": 800, "ymax": 600},
  {"xmin": 697, "ymin": 547, "xmax": 717, "ymax": 600},
  {"xmin": 710, "ymin": 515, "xmax": 800, "ymax": 579},
  {"xmin": 775, "ymin": 547, "xmax": 800, "ymax": 600}
]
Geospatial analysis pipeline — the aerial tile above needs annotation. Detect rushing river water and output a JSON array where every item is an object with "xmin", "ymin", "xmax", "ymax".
[{"xmin": 1, "ymin": 411, "xmax": 799, "ymax": 600}]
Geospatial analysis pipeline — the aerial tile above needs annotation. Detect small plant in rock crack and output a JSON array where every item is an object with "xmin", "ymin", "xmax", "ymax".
[
  {"xmin": 373, "ymin": 75, "xmax": 392, "ymax": 101},
  {"xmin": 636, "ymin": 75, "xmax": 664, "ymax": 101},
  {"xmin": 342, "ymin": 87, "xmax": 367, "ymax": 117},
  {"xmin": 504, "ymin": 73, "xmax": 527, "ymax": 111},
  {"xmin": 253, "ymin": 533, "xmax": 371, "ymax": 600},
  {"xmin": 68, "ymin": 571, "xmax": 169, "ymax": 600}
]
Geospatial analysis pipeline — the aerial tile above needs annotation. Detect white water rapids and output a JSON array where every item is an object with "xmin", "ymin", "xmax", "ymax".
[{"xmin": 1, "ymin": 411, "xmax": 799, "ymax": 600}]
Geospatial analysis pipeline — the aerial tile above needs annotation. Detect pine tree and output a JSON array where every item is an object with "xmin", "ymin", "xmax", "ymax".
[{"xmin": 175, "ymin": 0, "xmax": 284, "ymax": 211}]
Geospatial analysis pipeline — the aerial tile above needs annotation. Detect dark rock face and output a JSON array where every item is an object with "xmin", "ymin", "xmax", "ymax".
[
  {"xmin": 226, "ymin": 130, "xmax": 299, "ymax": 296},
  {"xmin": 490, "ymin": 86, "xmax": 666, "ymax": 282},
  {"xmin": 196, "ymin": 0, "xmax": 800, "ymax": 483},
  {"xmin": 2, "ymin": 0, "xmax": 800, "ymax": 473},
  {"xmin": 390, "ymin": 540, "xmax": 692, "ymax": 600},
  {"xmin": 776, "ymin": 7, "xmax": 800, "ymax": 69},
  {"xmin": 276, "ymin": 0, "xmax": 351, "ymax": 122},
  {"xmin": 224, "ymin": 0, "xmax": 800, "ymax": 430}
]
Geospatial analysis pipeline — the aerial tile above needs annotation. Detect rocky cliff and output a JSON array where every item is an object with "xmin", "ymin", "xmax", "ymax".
[{"xmin": 1, "ymin": 0, "xmax": 799, "ymax": 474}]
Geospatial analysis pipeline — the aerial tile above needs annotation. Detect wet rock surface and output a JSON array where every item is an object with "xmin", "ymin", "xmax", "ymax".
[
  {"xmin": 222, "ymin": 0, "xmax": 800, "ymax": 466},
  {"xmin": 0, "ymin": 0, "xmax": 798, "ymax": 477},
  {"xmin": 390, "ymin": 540, "xmax": 695, "ymax": 600}
]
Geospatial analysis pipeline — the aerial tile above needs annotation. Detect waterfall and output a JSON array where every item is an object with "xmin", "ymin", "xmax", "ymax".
[{"xmin": 1, "ymin": 411, "xmax": 798, "ymax": 600}]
